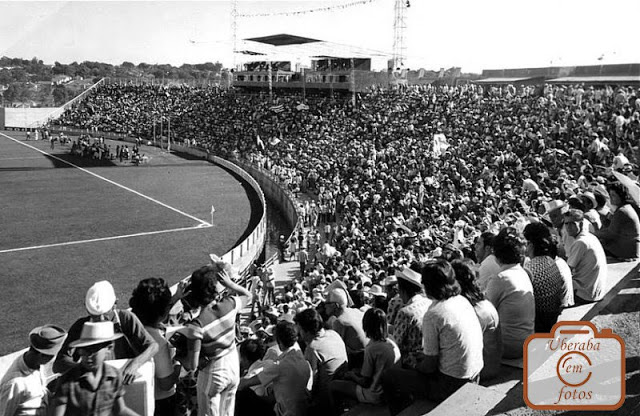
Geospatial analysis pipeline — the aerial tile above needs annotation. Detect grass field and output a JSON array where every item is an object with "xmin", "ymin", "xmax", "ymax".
[{"xmin": 0, "ymin": 131, "xmax": 261, "ymax": 355}]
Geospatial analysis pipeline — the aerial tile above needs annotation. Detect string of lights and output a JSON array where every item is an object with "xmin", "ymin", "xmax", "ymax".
[{"xmin": 238, "ymin": 0, "xmax": 378, "ymax": 18}]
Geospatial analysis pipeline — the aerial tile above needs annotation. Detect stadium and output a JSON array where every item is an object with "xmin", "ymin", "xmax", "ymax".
[{"xmin": 1, "ymin": 1, "xmax": 640, "ymax": 416}]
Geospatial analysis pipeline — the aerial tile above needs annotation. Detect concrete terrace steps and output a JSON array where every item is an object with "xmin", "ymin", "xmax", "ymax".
[{"xmin": 346, "ymin": 259, "xmax": 639, "ymax": 416}]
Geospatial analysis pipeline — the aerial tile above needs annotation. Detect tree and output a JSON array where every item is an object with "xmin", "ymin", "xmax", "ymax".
[
  {"xmin": 3, "ymin": 83, "xmax": 31, "ymax": 103},
  {"xmin": 0, "ymin": 69, "xmax": 11, "ymax": 85},
  {"xmin": 34, "ymin": 83, "xmax": 53, "ymax": 105},
  {"xmin": 121, "ymin": 61, "xmax": 135, "ymax": 69},
  {"xmin": 52, "ymin": 84, "xmax": 69, "ymax": 106},
  {"xmin": 52, "ymin": 62, "xmax": 68, "ymax": 75}
]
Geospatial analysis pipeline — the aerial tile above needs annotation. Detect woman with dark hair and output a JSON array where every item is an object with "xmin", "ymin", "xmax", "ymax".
[
  {"xmin": 595, "ymin": 182, "xmax": 640, "ymax": 260},
  {"xmin": 486, "ymin": 227, "xmax": 535, "ymax": 360},
  {"xmin": 523, "ymin": 223, "xmax": 565, "ymax": 332},
  {"xmin": 329, "ymin": 308, "xmax": 400, "ymax": 411},
  {"xmin": 178, "ymin": 260, "xmax": 251, "ymax": 416},
  {"xmin": 382, "ymin": 260, "xmax": 483, "ymax": 415},
  {"xmin": 130, "ymin": 278, "xmax": 182, "ymax": 416},
  {"xmin": 451, "ymin": 260, "xmax": 502, "ymax": 380}
]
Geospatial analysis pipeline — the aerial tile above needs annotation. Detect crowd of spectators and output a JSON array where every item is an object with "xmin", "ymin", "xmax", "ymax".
[{"xmin": 4, "ymin": 80, "xmax": 637, "ymax": 415}]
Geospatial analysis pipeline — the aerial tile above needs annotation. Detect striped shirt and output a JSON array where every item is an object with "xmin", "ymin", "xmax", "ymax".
[{"xmin": 187, "ymin": 295, "xmax": 248, "ymax": 360}]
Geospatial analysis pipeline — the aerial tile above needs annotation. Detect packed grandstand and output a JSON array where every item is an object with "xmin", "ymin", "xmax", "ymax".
[{"xmin": 3, "ymin": 79, "xmax": 640, "ymax": 416}]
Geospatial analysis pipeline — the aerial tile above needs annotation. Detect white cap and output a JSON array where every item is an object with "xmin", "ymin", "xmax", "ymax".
[{"xmin": 85, "ymin": 281, "xmax": 116, "ymax": 316}]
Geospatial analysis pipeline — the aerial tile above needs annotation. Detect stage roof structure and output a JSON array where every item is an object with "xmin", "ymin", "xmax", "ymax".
[
  {"xmin": 245, "ymin": 34, "xmax": 321, "ymax": 46},
  {"xmin": 237, "ymin": 33, "xmax": 389, "ymax": 62}
]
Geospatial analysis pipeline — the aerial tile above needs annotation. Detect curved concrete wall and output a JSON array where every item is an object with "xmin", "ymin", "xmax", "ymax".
[{"xmin": 232, "ymin": 158, "xmax": 301, "ymax": 268}]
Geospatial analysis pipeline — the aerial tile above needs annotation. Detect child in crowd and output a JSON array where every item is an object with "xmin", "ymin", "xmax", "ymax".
[
  {"xmin": 50, "ymin": 321, "xmax": 140, "ymax": 416},
  {"xmin": 329, "ymin": 308, "xmax": 401, "ymax": 413}
]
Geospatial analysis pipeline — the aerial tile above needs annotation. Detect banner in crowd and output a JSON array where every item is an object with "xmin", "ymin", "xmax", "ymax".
[{"xmin": 432, "ymin": 133, "xmax": 449, "ymax": 157}]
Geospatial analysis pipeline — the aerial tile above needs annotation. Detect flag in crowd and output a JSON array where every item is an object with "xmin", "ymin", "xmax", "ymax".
[
  {"xmin": 270, "ymin": 104, "xmax": 285, "ymax": 113},
  {"xmin": 269, "ymin": 137, "xmax": 281, "ymax": 146},
  {"xmin": 256, "ymin": 135, "xmax": 265, "ymax": 150}
]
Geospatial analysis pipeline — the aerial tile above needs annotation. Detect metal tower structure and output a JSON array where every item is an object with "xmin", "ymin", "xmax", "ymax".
[
  {"xmin": 392, "ymin": 0, "xmax": 408, "ymax": 71},
  {"xmin": 231, "ymin": 0, "xmax": 238, "ymax": 70}
]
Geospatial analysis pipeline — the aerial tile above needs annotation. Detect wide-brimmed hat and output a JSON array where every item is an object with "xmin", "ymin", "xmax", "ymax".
[
  {"xmin": 29, "ymin": 325, "xmax": 68, "ymax": 355},
  {"xmin": 395, "ymin": 266, "xmax": 423, "ymax": 288},
  {"xmin": 256, "ymin": 325, "xmax": 275, "ymax": 337},
  {"xmin": 369, "ymin": 285, "xmax": 387, "ymax": 298},
  {"xmin": 69, "ymin": 321, "xmax": 123, "ymax": 349},
  {"xmin": 544, "ymin": 199, "xmax": 568, "ymax": 214},
  {"xmin": 381, "ymin": 275, "xmax": 398, "ymax": 286}
]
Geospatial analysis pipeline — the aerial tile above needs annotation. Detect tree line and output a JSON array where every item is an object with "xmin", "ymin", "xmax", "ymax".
[
  {"xmin": 1, "ymin": 56, "xmax": 223, "ymax": 84},
  {"xmin": 0, "ymin": 56, "xmax": 224, "ymax": 106}
]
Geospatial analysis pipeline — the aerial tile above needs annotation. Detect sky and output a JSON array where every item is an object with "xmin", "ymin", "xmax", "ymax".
[{"xmin": 0, "ymin": 0, "xmax": 639, "ymax": 73}]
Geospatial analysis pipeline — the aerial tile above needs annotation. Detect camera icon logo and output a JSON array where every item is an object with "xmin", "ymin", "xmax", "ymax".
[{"xmin": 524, "ymin": 321, "xmax": 625, "ymax": 410}]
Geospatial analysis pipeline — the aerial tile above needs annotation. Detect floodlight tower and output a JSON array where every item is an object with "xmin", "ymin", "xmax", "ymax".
[{"xmin": 392, "ymin": 0, "xmax": 409, "ymax": 71}]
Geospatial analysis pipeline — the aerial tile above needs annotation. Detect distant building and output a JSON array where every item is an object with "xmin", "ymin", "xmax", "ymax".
[
  {"xmin": 475, "ymin": 63, "xmax": 640, "ymax": 86},
  {"xmin": 52, "ymin": 75, "xmax": 72, "ymax": 85}
]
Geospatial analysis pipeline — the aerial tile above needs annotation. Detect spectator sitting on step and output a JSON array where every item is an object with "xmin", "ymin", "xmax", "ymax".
[
  {"xmin": 388, "ymin": 263, "xmax": 431, "ymax": 369},
  {"xmin": 522, "ymin": 222, "xmax": 565, "ymax": 332},
  {"xmin": 595, "ymin": 181, "xmax": 640, "ymax": 260},
  {"xmin": 564, "ymin": 209, "xmax": 608, "ymax": 303},
  {"xmin": 452, "ymin": 259, "xmax": 502, "ymax": 380},
  {"xmin": 485, "ymin": 227, "xmax": 535, "ymax": 359},
  {"xmin": 329, "ymin": 308, "xmax": 400, "ymax": 412},
  {"xmin": 235, "ymin": 338, "xmax": 274, "ymax": 416},
  {"xmin": 238, "ymin": 321, "xmax": 311, "ymax": 416},
  {"xmin": 381, "ymin": 260, "xmax": 484, "ymax": 416},
  {"xmin": 325, "ymin": 288, "xmax": 368, "ymax": 370},
  {"xmin": 295, "ymin": 308, "xmax": 348, "ymax": 415}
]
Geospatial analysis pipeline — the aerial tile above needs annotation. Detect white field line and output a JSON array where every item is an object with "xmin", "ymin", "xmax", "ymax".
[
  {"xmin": 0, "ymin": 224, "xmax": 212, "ymax": 254},
  {"xmin": 0, "ymin": 132, "xmax": 211, "ymax": 226}
]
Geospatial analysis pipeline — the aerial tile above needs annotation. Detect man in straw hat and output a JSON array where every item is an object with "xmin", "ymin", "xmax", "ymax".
[
  {"xmin": 54, "ymin": 280, "xmax": 158, "ymax": 385},
  {"xmin": 50, "ymin": 321, "xmax": 140, "ymax": 416},
  {"xmin": 0, "ymin": 325, "xmax": 67, "ymax": 416},
  {"xmin": 390, "ymin": 264, "xmax": 431, "ymax": 367}
]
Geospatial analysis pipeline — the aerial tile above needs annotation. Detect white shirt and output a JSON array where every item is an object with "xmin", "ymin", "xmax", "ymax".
[
  {"xmin": 478, "ymin": 254, "xmax": 501, "ymax": 292},
  {"xmin": 422, "ymin": 295, "xmax": 484, "ymax": 379},
  {"xmin": 0, "ymin": 355, "xmax": 48, "ymax": 416},
  {"xmin": 567, "ymin": 231, "xmax": 608, "ymax": 301}
]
